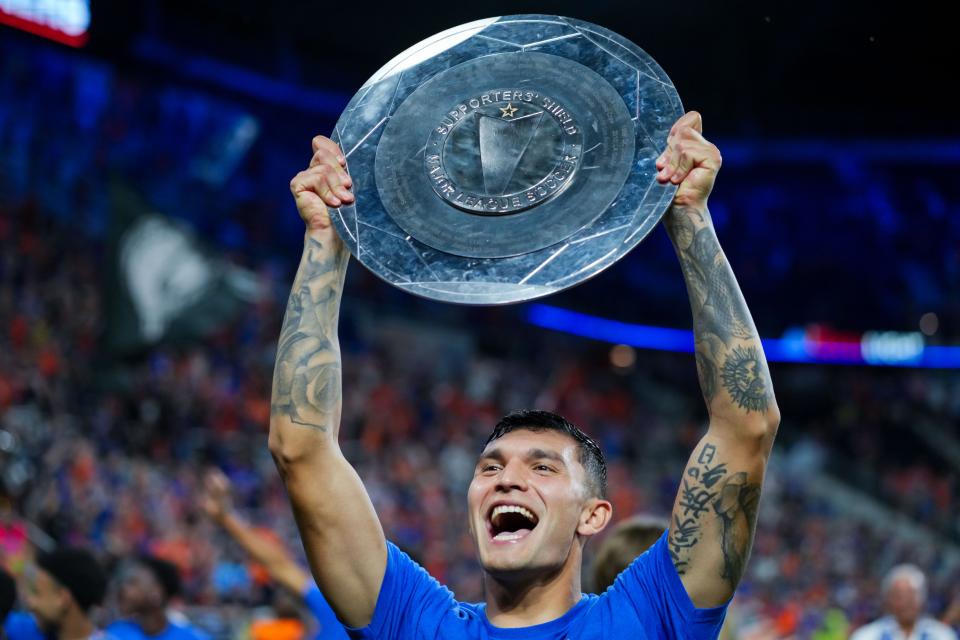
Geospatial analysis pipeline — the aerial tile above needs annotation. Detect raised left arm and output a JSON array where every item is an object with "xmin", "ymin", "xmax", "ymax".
[{"xmin": 658, "ymin": 112, "xmax": 781, "ymax": 608}]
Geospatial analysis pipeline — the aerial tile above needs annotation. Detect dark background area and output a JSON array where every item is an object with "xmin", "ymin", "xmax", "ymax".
[
  {"xmin": 84, "ymin": 1, "xmax": 955, "ymax": 138},
  {"xmin": 2, "ymin": 1, "xmax": 957, "ymax": 340}
]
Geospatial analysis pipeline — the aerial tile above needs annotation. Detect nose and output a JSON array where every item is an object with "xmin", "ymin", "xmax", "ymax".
[{"xmin": 495, "ymin": 458, "xmax": 528, "ymax": 492}]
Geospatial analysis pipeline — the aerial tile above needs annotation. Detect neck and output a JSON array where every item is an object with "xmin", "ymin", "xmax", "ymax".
[
  {"xmin": 482, "ymin": 546, "xmax": 582, "ymax": 628},
  {"xmin": 135, "ymin": 610, "xmax": 169, "ymax": 636},
  {"xmin": 56, "ymin": 607, "xmax": 95, "ymax": 640}
]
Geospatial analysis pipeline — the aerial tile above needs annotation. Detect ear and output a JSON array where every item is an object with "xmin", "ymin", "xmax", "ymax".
[{"xmin": 577, "ymin": 498, "xmax": 613, "ymax": 537}]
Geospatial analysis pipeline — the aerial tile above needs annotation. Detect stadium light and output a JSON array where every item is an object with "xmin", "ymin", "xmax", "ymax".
[{"xmin": 525, "ymin": 304, "xmax": 960, "ymax": 369}]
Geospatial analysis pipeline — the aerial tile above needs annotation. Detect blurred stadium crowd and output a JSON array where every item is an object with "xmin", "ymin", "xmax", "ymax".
[{"xmin": 1, "ymin": 26, "xmax": 959, "ymax": 640}]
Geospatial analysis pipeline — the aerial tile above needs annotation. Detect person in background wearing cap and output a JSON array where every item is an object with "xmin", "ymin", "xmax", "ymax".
[
  {"xmin": 199, "ymin": 470, "xmax": 346, "ymax": 640},
  {"xmin": 3, "ymin": 548, "xmax": 109, "ymax": 640},
  {"xmin": 106, "ymin": 556, "xmax": 207, "ymax": 640},
  {"xmin": 851, "ymin": 564, "xmax": 957, "ymax": 640}
]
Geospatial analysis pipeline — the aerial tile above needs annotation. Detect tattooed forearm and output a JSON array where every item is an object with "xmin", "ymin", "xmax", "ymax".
[
  {"xmin": 694, "ymin": 348, "xmax": 718, "ymax": 403},
  {"xmin": 271, "ymin": 236, "xmax": 349, "ymax": 432},
  {"xmin": 665, "ymin": 206, "xmax": 774, "ymax": 416},
  {"xmin": 721, "ymin": 346, "xmax": 770, "ymax": 413}
]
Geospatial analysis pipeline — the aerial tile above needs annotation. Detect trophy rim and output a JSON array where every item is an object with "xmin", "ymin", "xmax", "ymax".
[{"xmin": 330, "ymin": 14, "xmax": 683, "ymax": 305}]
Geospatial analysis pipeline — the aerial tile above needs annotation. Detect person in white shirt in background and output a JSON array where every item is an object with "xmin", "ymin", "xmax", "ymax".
[{"xmin": 851, "ymin": 564, "xmax": 957, "ymax": 640}]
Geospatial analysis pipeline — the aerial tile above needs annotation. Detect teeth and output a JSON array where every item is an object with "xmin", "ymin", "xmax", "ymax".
[{"xmin": 491, "ymin": 505, "xmax": 537, "ymax": 524}]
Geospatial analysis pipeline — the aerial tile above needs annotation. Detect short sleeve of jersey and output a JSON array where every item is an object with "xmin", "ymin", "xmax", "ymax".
[
  {"xmin": 3, "ymin": 612, "xmax": 46, "ymax": 640},
  {"xmin": 347, "ymin": 542, "xmax": 458, "ymax": 640},
  {"xmin": 107, "ymin": 619, "xmax": 209, "ymax": 640},
  {"xmin": 175, "ymin": 622, "xmax": 212, "ymax": 640},
  {"xmin": 601, "ymin": 531, "xmax": 728, "ymax": 639},
  {"xmin": 104, "ymin": 621, "xmax": 140, "ymax": 640},
  {"xmin": 301, "ymin": 584, "xmax": 349, "ymax": 640}
]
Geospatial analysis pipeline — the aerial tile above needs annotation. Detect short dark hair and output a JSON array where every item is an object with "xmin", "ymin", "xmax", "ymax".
[
  {"xmin": 485, "ymin": 410, "xmax": 608, "ymax": 499},
  {"xmin": 135, "ymin": 555, "xmax": 181, "ymax": 602},
  {"xmin": 36, "ymin": 548, "xmax": 107, "ymax": 613}
]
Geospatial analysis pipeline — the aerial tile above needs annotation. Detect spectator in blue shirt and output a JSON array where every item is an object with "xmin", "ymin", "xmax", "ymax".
[
  {"xmin": 200, "ymin": 470, "xmax": 346, "ymax": 640},
  {"xmin": 106, "ymin": 557, "xmax": 207, "ymax": 640},
  {"xmin": 268, "ymin": 112, "xmax": 781, "ymax": 638}
]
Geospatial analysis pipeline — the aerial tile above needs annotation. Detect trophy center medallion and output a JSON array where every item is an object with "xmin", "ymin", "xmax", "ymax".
[{"xmin": 424, "ymin": 89, "xmax": 583, "ymax": 216}]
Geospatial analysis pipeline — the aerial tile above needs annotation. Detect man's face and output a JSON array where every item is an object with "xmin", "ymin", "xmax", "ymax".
[
  {"xmin": 467, "ymin": 429, "xmax": 601, "ymax": 579},
  {"xmin": 23, "ymin": 567, "xmax": 69, "ymax": 632},
  {"xmin": 886, "ymin": 576, "xmax": 923, "ymax": 627},
  {"xmin": 117, "ymin": 564, "xmax": 162, "ymax": 616}
]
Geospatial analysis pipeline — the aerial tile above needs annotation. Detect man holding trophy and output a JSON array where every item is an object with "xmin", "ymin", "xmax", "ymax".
[{"xmin": 268, "ymin": 16, "xmax": 780, "ymax": 639}]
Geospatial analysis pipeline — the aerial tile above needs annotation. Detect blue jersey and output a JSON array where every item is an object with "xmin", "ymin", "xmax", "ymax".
[
  {"xmin": 106, "ymin": 620, "xmax": 209, "ymax": 640},
  {"xmin": 303, "ymin": 584, "xmax": 348, "ymax": 640},
  {"xmin": 349, "ymin": 532, "xmax": 728, "ymax": 639},
  {"xmin": 5, "ymin": 613, "xmax": 114, "ymax": 640},
  {"xmin": 3, "ymin": 612, "xmax": 47, "ymax": 640}
]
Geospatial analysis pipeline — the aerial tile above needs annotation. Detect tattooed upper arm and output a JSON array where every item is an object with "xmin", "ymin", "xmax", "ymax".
[
  {"xmin": 668, "ymin": 438, "xmax": 764, "ymax": 607},
  {"xmin": 669, "ymin": 442, "xmax": 727, "ymax": 576}
]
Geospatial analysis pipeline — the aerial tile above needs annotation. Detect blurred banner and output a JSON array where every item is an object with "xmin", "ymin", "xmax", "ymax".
[{"xmin": 104, "ymin": 185, "xmax": 259, "ymax": 355}]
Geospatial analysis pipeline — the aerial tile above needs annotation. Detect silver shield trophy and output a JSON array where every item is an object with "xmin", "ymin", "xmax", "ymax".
[{"xmin": 330, "ymin": 15, "xmax": 683, "ymax": 305}]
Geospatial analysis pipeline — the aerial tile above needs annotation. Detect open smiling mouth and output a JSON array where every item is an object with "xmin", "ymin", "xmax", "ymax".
[{"xmin": 487, "ymin": 504, "xmax": 540, "ymax": 543}]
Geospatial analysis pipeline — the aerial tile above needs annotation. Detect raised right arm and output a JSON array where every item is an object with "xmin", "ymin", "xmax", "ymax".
[{"xmin": 268, "ymin": 136, "xmax": 386, "ymax": 627}]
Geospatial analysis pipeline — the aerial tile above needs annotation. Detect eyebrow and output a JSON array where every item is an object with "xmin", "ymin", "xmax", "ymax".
[{"xmin": 478, "ymin": 447, "xmax": 567, "ymax": 466}]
